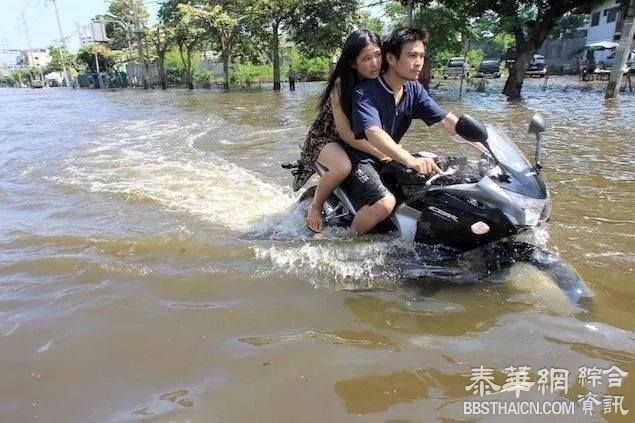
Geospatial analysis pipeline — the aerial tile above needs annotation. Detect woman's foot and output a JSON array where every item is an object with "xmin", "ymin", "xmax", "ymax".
[{"xmin": 306, "ymin": 203, "xmax": 324, "ymax": 233}]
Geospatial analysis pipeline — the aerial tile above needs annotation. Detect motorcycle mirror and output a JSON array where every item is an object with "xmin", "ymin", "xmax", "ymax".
[
  {"xmin": 528, "ymin": 113, "xmax": 547, "ymax": 173},
  {"xmin": 456, "ymin": 114, "xmax": 489, "ymax": 145},
  {"xmin": 528, "ymin": 113, "xmax": 546, "ymax": 134}
]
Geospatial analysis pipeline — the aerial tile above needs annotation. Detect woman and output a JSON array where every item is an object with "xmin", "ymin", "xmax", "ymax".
[{"xmin": 299, "ymin": 30, "xmax": 391, "ymax": 233}]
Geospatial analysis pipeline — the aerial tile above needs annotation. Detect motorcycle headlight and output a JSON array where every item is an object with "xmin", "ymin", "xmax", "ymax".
[{"xmin": 503, "ymin": 190, "xmax": 547, "ymax": 226}]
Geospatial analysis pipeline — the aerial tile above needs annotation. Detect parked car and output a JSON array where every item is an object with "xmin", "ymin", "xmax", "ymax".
[
  {"xmin": 31, "ymin": 80, "xmax": 44, "ymax": 88},
  {"xmin": 525, "ymin": 54, "xmax": 547, "ymax": 77},
  {"xmin": 443, "ymin": 57, "xmax": 471, "ymax": 79},
  {"xmin": 476, "ymin": 58, "xmax": 501, "ymax": 78}
]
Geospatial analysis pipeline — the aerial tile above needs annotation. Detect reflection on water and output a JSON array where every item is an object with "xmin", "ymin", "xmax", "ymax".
[
  {"xmin": 240, "ymin": 329, "xmax": 400, "ymax": 351},
  {"xmin": 335, "ymin": 368, "xmax": 467, "ymax": 414},
  {"xmin": 0, "ymin": 79, "xmax": 633, "ymax": 421}
]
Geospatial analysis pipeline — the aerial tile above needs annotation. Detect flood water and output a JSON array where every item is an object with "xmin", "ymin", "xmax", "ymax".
[{"xmin": 1, "ymin": 77, "xmax": 634, "ymax": 422}]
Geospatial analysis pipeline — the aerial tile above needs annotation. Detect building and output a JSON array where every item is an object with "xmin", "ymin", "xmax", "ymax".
[
  {"xmin": 0, "ymin": 49, "xmax": 22, "ymax": 69},
  {"xmin": 20, "ymin": 49, "xmax": 52, "ymax": 69},
  {"xmin": 586, "ymin": 0, "xmax": 635, "ymax": 61}
]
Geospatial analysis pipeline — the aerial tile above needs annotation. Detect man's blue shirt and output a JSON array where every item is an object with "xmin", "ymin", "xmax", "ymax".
[{"xmin": 350, "ymin": 74, "xmax": 447, "ymax": 163}]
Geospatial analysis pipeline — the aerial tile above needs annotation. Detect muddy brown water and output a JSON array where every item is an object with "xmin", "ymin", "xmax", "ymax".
[{"xmin": 0, "ymin": 76, "xmax": 633, "ymax": 422}]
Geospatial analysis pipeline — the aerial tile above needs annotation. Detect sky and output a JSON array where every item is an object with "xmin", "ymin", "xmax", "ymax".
[
  {"xmin": 0, "ymin": 0, "xmax": 386, "ymax": 53},
  {"xmin": 0, "ymin": 0, "xmax": 160, "ymax": 52}
]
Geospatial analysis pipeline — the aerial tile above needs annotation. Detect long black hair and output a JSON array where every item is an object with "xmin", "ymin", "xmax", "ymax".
[{"xmin": 318, "ymin": 29, "xmax": 382, "ymax": 122}]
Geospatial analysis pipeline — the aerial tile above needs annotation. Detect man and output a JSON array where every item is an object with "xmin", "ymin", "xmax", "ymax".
[
  {"xmin": 343, "ymin": 27, "xmax": 460, "ymax": 234},
  {"xmin": 288, "ymin": 67, "xmax": 296, "ymax": 91}
]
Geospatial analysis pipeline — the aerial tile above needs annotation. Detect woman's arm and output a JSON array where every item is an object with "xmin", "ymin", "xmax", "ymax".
[{"xmin": 330, "ymin": 87, "xmax": 391, "ymax": 162}]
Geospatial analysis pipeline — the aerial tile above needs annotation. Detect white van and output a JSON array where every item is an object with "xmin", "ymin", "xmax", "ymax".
[{"xmin": 443, "ymin": 57, "xmax": 471, "ymax": 79}]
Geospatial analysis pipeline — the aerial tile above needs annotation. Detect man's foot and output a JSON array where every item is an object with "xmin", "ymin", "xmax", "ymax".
[{"xmin": 306, "ymin": 204, "xmax": 324, "ymax": 233}]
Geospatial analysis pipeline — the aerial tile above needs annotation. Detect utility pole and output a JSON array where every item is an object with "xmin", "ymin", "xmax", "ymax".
[
  {"xmin": 406, "ymin": 0, "xmax": 413, "ymax": 27},
  {"xmin": 606, "ymin": 0, "xmax": 635, "ymax": 98},
  {"xmin": 459, "ymin": 36, "xmax": 469, "ymax": 99},
  {"xmin": 49, "ymin": 0, "xmax": 71, "ymax": 88},
  {"xmin": 22, "ymin": 13, "xmax": 33, "ymax": 61},
  {"xmin": 21, "ymin": 13, "xmax": 43, "ymax": 83},
  {"xmin": 130, "ymin": 0, "xmax": 148, "ymax": 89}
]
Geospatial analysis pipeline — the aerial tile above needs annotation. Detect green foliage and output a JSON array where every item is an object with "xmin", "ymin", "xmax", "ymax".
[
  {"xmin": 291, "ymin": 0, "xmax": 359, "ymax": 57},
  {"xmin": 193, "ymin": 69, "xmax": 216, "ymax": 88},
  {"xmin": 146, "ymin": 24, "xmax": 174, "ymax": 57},
  {"xmin": 432, "ymin": 50, "xmax": 454, "ymax": 70},
  {"xmin": 354, "ymin": 10, "xmax": 384, "ymax": 36},
  {"xmin": 103, "ymin": 0, "xmax": 149, "ymax": 51},
  {"xmin": 467, "ymin": 49, "xmax": 485, "ymax": 68},
  {"xmin": 156, "ymin": 0, "xmax": 360, "ymax": 89},
  {"xmin": 77, "ymin": 43, "xmax": 123, "ymax": 72},
  {"xmin": 166, "ymin": 68, "xmax": 186, "ymax": 86},
  {"xmin": 551, "ymin": 13, "xmax": 589, "ymax": 39},
  {"xmin": 159, "ymin": 0, "xmax": 191, "ymax": 25},
  {"xmin": 385, "ymin": 1, "xmax": 405, "ymax": 27},
  {"xmin": 411, "ymin": 2, "xmax": 469, "ymax": 57},
  {"xmin": 491, "ymin": 32, "xmax": 515, "ymax": 58},
  {"xmin": 231, "ymin": 63, "xmax": 274, "ymax": 85},
  {"xmin": 288, "ymin": 49, "xmax": 330, "ymax": 81},
  {"xmin": 44, "ymin": 47, "xmax": 78, "ymax": 74},
  {"xmin": 180, "ymin": 0, "xmax": 254, "ymax": 88},
  {"xmin": 164, "ymin": 47, "xmax": 200, "ymax": 71},
  {"xmin": 10, "ymin": 67, "xmax": 38, "ymax": 85},
  {"xmin": 469, "ymin": 77, "xmax": 488, "ymax": 92}
]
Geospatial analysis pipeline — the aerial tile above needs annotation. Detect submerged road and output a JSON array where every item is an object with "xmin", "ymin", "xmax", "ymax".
[{"xmin": 0, "ymin": 79, "xmax": 633, "ymax": 421}]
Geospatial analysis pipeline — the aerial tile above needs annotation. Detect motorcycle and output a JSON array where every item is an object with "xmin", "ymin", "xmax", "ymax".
[{"xmin": 282, "ymin": 114, "xmax": 592, "ymax": 303}]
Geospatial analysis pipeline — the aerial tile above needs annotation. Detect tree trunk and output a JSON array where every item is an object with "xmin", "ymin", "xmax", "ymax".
[
  {"xmin": 158, "ymin": 51, "xmax": 167, "ymax": 90},
  {"xmin": 272, "ymin": 21, "xmax": 281, "ymax": 91},
  {"xmin": 502, "ymin": 24, "xmax": 531, "ymax": 99},
  {"xmin": 418, "ymin": 58, "xmax": 432, "ymax": 91},
  {"xmin": 406, "ymin": 1, "xmax": 413, "ymax": 27},
  {"xmin": 503, "ymin": 50, "xmax": 530, "ymax": 98},
  {"xmin": 186, "ymin": 48, "xmax": 193, "ymax": 90},
  {"xmin": 178, "ymin": 44, "xmax": 188, "ymax": 89},
  {"xmin": 222, "ymin": 47, "xmax": 230, "ymax": 91}
]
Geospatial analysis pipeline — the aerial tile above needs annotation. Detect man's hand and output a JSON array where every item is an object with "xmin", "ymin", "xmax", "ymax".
[{"xmin": 406, "ymin": 157, "xmax": 442, "ymax": 175}]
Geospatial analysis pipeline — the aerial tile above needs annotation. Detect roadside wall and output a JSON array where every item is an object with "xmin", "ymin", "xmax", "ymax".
[{"xmin": 538, "ymin": 37, "xmax": 587, "ymax": 70}]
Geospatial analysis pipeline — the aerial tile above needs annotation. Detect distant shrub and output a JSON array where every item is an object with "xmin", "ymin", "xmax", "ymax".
[
  {"xmin": 288, "ymin": 50, "xmax": 330, "ymax": 81},
  {"xmin": 231, "ymin": 63, "xmax": 273, "ymax": 86}
]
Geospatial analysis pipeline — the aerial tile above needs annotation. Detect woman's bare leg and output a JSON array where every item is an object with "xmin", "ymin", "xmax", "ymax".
[{"xmin": 307, "ymin": 142, "xmax": 352, "ymax": 232}]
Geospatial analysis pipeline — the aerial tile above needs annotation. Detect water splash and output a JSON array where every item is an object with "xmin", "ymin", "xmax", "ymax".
[{"xmin": 47, "ymin": 118, "xmax": 296, "ymax": 232}]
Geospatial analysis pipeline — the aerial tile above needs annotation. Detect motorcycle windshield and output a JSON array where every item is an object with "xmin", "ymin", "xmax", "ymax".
[
  {"xmin": 485, "ymin": 127, "xmax": 531, "ymax": 173},
  {"xmin": 483, "ymin": 127, "xmax": 547, "ymax": 199}
]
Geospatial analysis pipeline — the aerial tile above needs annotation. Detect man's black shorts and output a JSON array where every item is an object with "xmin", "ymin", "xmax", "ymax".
[{"xmin": 342, "ymin": 161, "xmax": 391, "ymax": 210}]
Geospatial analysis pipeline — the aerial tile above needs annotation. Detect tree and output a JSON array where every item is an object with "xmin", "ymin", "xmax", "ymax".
[
  {"xmin": 387, "ymin": 1, "xmax": 472, "ymax": 57},
  {"xmin": 77, "ymin": 43, "xmax": 122, "ymax": 73},
  {"xmin": 105, "ymin": 0, "xmax": 149, "ymax": 50},
  {"xmin": 147, "ymin": 24, "xmax": 174, "ymax": 90},
  {"xmin": 252, "ymin": 0, "xmax": 301, "ymax": 91},
  {"xmin": 172, "ymin": 4, "xmax": 207, "ymax": 89},
  {"xmin": 44, "ymin": 46, "xmax": 80, "ymax": 74},
  {"xmin": 291, "ymin": 0, "xmax": 359, "ymax": 57},
  {"xmin": 550, "ymin": 12, "xmax": 589, "ymax": 39},
  {"xmin": 457, "ymin": 0, "xmax": 600, "ymax": 98},
  {"xmin": 355, "ymin": 9, "xmax": 384, "ymax": 36},
  {"xmin": 180, "ymin": 0, "xmax": 252, "ymax": 90},
  {"xmin": 252, "ymin": 0, "xmax": 358, "ymax": 90},
  {"xmin": 11, "ymin": 67, "xmax": 38, "ymax": 86}
]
